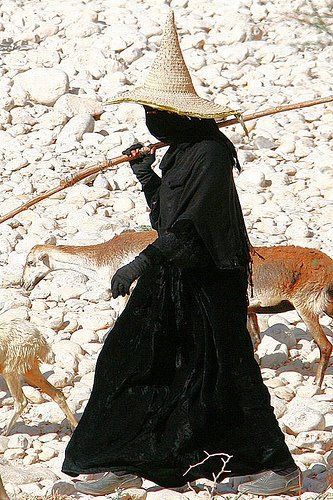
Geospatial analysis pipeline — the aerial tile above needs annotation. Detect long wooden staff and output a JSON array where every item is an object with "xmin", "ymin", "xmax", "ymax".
[{"xmin": 0, "ymin": 95, "xmax": 332, "ymax": 225}]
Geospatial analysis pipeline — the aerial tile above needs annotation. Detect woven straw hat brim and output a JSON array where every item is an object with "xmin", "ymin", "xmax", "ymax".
[
  {"xmin": 107, "ymin": 10, "xmax": 238, "ymax": 120},
  {"xmin": 107, "ymin": 88, "xmax": 236, "ymax": 120}
]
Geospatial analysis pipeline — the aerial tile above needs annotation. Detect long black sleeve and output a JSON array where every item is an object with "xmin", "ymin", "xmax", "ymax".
[
  {"xmin": 141, "ymin": 173, "xmax": 161, "ymax": 210},
  {"xmin": 141, "ymin": 220, "xmax": 214, "ymax": 270},
  {"xmin": 132, "ymin": 164, "xmax": 161, "ymax": 210}
]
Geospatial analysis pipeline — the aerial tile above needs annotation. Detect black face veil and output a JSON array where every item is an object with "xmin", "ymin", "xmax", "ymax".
[{"xmin": 143, "ymin": 106, "xmax": 241, "ymax": 172}]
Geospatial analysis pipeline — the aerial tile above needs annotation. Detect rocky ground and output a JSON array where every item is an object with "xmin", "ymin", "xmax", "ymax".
[{"xmin": 0, "ymin": 0, "xmax": 333, "ymax": 498}]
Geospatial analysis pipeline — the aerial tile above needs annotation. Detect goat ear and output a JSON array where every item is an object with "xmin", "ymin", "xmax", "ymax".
[
  {"xmin": 45, "ymin": 235, "xmax": 56, "ymax": 245},
  {"xmin": 38, "ymin": 253, "xmax": 50, "ymax": 267}
]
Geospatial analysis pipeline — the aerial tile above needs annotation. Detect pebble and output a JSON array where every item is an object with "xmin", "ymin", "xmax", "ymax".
[
  {"xmin": 7, "ymin": 435, "xmax": 29, "ymax": 450},
  {"xmin": 3, "ymin": 448, "xmax": 25, "ymax": 460},
  {"xmin": 4, "ymin": 157, "xmax": 29, "ymax": 173},
  {"xmin": 283, "ymin": 409, "xmax": 326, "ymax": 435},
  {"xmin": 54, "ymin": 93, "xmax": 104, "ymax": 117},
  {"xmin": 285, "ymin": 220, "xmax": 312, "ymax": 238},
  {"xmin": 57, "ymin": 113, "xmax": 95, "ymax": 143},
  {"xmin": 0, "ymin": 1, "xmax": 332, "ymax": 495},
  {"xmin": 113, "ymin": 197, "xmax": 135, "ymax": 212},
  {"xmin": 273, "ymin": 385, "xmax": 296, "ymax": 402},
  {"xmin": 0, "ymin": 436, "xmax": 9, "ymax": 453},
  {"xmin": 46, "ymin": 368, "xmax": 74, "ymax": 388},
  {"xmin": 237, "ymin": 168, "xmax": 266, "ymax": 188},
  {"xmin": 295, "ymin": 431, "xmax": 333, "ymax": 452},
  {"xmin": 13, "ymin": 68, "xmax": 69, "ymax": 106},
  {"xmin": 257, "ymin": 335, "xmax": 289, "ymax": 368},
  {"xmin": 119, "ymin": 488, "xmax": 147, "ymax": 500},
  {"xmin": 296, "ymin": 452, "xmax": 327, "ymax": 466},
  {"xmin": 254, "ymin": 136, "xmax": 276, "ymax": 150},
  {"xmin": 39, "ymin": 446, "xmax": 57, "ymax": 462},
  {"xmin": 270, "ymin": 395, "xmax": 287, "ymax": 418}
]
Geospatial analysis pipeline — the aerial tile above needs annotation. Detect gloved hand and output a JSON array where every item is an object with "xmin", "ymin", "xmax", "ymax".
[
  {"xmin": 111, "ymin": 245, "xmax": 164, "ymax": 298},
  {"xmin": 111, "ymin": 263, "xmax": 139, "ymax": 298},
  {"xmin": 122, "ymin": 143, "xmax": 156, "ymax": 184}
]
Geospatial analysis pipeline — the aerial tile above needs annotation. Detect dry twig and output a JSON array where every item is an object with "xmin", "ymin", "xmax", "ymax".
[{"xmin": 183, "ymin": 450, "xmax": 233, "ymax": 498}]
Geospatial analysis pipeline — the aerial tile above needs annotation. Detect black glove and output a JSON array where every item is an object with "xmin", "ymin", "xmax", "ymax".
[
  {"xmin": 122, "ymin": 143, "xmax": 156, "ymax": 185},
  {"xmin": 111, "ymin": 245, "xmax": 163, "ymax": 298}
]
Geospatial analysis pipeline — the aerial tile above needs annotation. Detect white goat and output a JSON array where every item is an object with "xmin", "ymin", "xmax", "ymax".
[{"xmin": 0, "ymin": 319, "xmax": 77, "ymax": 435}]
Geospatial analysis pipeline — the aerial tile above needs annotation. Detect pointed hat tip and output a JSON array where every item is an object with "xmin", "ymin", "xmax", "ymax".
[{"xmin": 165, "ymin": 8, "xmax": 175, "ymax": 23}]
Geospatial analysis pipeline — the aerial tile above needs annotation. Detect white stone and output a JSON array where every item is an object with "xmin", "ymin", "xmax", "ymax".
[
  {"xmin": 297, "ymin": 384, "xmax": 321, "ymax": 398},
  {"xmin": 52, "ymin": 340, "xmax": 83, "ymax": 358},
  {"xmin": 54, "ymin": 94, "xmax": 103, "ymax": 118},
  {"xmin": 263, "ymin": 324, "xmax": 297, "ymax": 348},
  {"xmin": 13, "ymin": 68, "xmax": 69, "ymax": 106},
  {"xmin": 39, "ymin": 446, "xmax": 57, "ymax": 462},
  {"xmin": 93, "ymin": 173, "xmax": 112, "ymax": 190},
  {"xmin": 22, "ymin": 386, "xmax": 46, "ymax": 404},
  {"xmin": 4, "ymin": 157, "xmax": 28, "ymax": 173},
  {"xmin": 217, "ymin": 44, "xmax": 249, "ymax": 64},
  {"xmin": 119, "ymin": 488, "xmax": 147, "ymax": 500},
  {"xmin": 273, "ymin": 385, "xmax": 295, "ymax": 402},
  {"xmin": 237, "ymin": 169, "xmax": 266, "ymax": 188},
  {"xmin": 296, "ymin": 452, "xmax": 327, "ymax": 466},
  {"xmin": 57, "ymin": 113, "xmax": 95, "ymax": 143},
  {"xmin": 3, "ymin": 448, "xmax": 25, "ymax": 460},
  {"xmin": 285, "ymin": 221, "xmax": 312, "ymax": 239},
  {"xmin": 277, "ymin": 141, "xmax": 296, "ymax": 154},
  {"xmin": 47, "ymin": 369, "xmax": 74, "ymax": 388},
  {"xmin": 38, "ymin": 110, "xmax": 67, "ymax": 129},
  {"xmin": 22, "ymin": 451, "xmax": 39, "ymax": 465},
  {"xmin": 295, "ymin": 431, "xmax": 333, "ymax": 452},
  {"xmin": 283, "ymin": 410, "xmax": 325, "ymax": 435},
  {"xmin": 54, "ymin": 351, "xmax": 78, "ymax": 372},
  {"xmin": 279, "ymin": 371, "xmax": 304, "ymax": 386},
  {"xmin": 0, "ymin": 436, "xmax": 9, "ymax": 453},
  {"xmin": 255, "ymin": 136, "xmax": 276, "ymax": 149},
  {"xmin": 113, "ymin": 197, "xmax": 135, "ymax": 212},
  {"xmin": 257, "ymin": 335, "xmax": 288, "ymax": 368},
  {"xmin": 270, "ymin": 395, "xmax": 287, "ymax": 418},
  {"xmin": 8, "ymin": 434, "xmax": 29, "ymax": 450},
  {"xmin": 78, "ymin": 357, "xmax": 96, "ymax": 376},
  {"xmin": 270, "ymin": 173, "xmax": 291, "ymax": 187}
]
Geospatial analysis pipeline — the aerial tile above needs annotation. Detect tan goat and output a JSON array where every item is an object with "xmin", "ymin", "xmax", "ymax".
[
  {"xmin": 0, "ymin": 319, "xmax": 77, "ymax": 435},
  {"xmin": 22, "ymin": 230, "xmax": 333, "ymax": 386}
]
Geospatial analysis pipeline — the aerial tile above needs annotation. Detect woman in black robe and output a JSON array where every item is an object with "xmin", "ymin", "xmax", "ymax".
[{"xmin": 62, "ymin": 108, "xmax": 300, "ymax": 496}]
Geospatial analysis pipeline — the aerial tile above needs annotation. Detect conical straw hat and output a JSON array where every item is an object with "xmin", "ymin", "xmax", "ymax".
[{"xmin": 107, "ymin": 10, "xmax": 236, "ymax": 120}]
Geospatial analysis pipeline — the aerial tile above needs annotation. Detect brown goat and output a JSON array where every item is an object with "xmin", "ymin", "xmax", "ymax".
[{"xmin": 23, "ymin": 230, "xmax": 333, "ymax": 386}]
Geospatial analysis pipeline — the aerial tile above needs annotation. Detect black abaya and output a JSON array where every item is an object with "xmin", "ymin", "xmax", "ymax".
[{"xmin": 62, "ymin": 113, "xmax": 296, "ymax": 485}]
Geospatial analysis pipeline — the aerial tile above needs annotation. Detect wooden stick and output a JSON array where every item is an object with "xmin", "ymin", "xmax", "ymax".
[
  {"xmin": 216, "ymin": 95, "xmax": 333, "ymax": 127},
  {"xmin": 0, "ymin": 95, "xmax": 332, "ymax": 225}
]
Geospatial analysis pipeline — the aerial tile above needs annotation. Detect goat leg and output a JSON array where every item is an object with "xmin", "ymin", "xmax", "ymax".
[
  {"xmin": 0, "ymin": 476, "xmax": 8, "ymax": 500},
  {"xmin": 2, "ymin": 373, "xmax": 28, "ymax": 436},
  {"xmin": 295, "ymin": 305, "xmax": 332, "ymax": 387},
  {"xmin": 247, "ymin": 312, "xmax": 261, "ymax": 350},
  {"xmin": 24, "ymin": 366, "xmax": 77, "ymax": 429}
]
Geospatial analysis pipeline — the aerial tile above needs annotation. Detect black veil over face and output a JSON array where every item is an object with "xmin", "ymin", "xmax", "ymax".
[{"xmin": 144, "ymin": 106, "xmax": 241, "ymax": 172}]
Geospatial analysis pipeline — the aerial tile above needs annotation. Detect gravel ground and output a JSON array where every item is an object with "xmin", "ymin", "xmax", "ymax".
[{"xmin": 0, "ymin": 0, "xmax": 332, "ymax": 498}]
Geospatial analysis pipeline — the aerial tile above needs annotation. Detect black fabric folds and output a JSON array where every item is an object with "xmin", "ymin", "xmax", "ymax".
[
  {"xmin": 144, "ymin": 107, "xmax": 254, "ymax": 299},
  {"xmin": 62, "ymin": 265, "xmax": 295, "ymax": 485},
  {"xmin": 144, "ymin": 219, "xmax": 215, "ymax": 270},
  {"xmin": 62, "ymin": 109, "xmax": 296, "ymax": 485}
]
